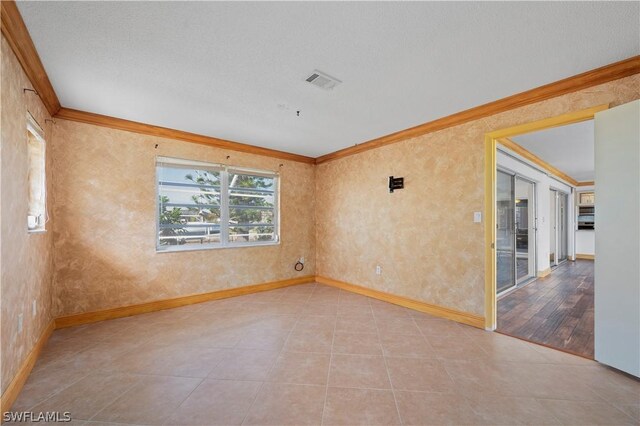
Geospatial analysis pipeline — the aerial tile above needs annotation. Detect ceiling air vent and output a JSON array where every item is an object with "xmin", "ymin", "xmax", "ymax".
[{"xmin": 305, "ymin": 70, "xmax": 342, "ymax": 90}]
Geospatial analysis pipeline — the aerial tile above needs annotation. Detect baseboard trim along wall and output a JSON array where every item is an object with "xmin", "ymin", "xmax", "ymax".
[
  {"xmin": 576, "ymin": 254, "xmax": 595, "ymax": 260},
  {"xmin": 0, "ymin": 320, "xmax": 55, "ymax": 415},
  {"xmin": 537, "ymin": 268, "xmax": 552, "ymax": 278},
  {"xmin": 315, "ymin": 275, "xmax": 485, "ymax": 329},
  {"xmin": 55, "ymin": 275, "xmax": 315, "ymax": 329}
]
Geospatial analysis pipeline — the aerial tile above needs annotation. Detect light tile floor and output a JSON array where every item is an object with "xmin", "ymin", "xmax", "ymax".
[{"xmin": 8, "ymin": 283, "xmax": 640, "ymax": 425}]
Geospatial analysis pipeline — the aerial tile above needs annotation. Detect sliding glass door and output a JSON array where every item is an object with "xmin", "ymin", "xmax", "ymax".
[
  {"xmin": 497, "ymin": 170, "xmax": 516, "ymax": 293},
  {"xmin": 558, "ymin": 192, "xmax": 569, "ymax": 262},
  {"xmin": 497, "ymin": 170, "xmax": 537, "ymax": 295},
  {"xmin": 550, "ymin": 190, "xmax": 557, "ymax": 264},
  {"xmin": 550, "ymin": 190, "xmax": 569, "ymax": 267},
  {"xmin": 516, "ymin": 178, "xmax": 536, "ymax": 283}
]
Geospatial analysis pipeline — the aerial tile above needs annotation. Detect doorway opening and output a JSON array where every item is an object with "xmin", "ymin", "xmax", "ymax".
[{"xmin": 484, "ymin": 105, "xmax": 605, "ymax": 359}]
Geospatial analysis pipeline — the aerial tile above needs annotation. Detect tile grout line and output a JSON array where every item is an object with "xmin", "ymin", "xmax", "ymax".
[
  {"xmin": 18, "ymin": 315, "xmax": 188, "ymax": 415},
  {"xmin": 410, "ymin": 314, "xmax": 485, "ymax": 420},
  {"xmin": 372, "ymin": 303, "xmax": 405, "ymax": 425},
  {"xmin": 85, "ymin": 286, "xmax": 312, "ymax": 424},
  {"xmin": 528, "ymin": 398, "xmax": 578, "ymax": 425},
  {"xmin": 314, "ymin": 384, "xmax": 465, "ymax": 394},
  {"xmin": 85, "ymin": 374, "xmax": 153, "ymax": 423},
  {"xmin": 158, "ymin": 377, "xmax": 206, "ymax": 426},
  {"xmin": 534, "ymin": 391, "xmax": 639, "ymax": 422},
  {"xmin": 20, "ymin": 370, "xmax": 92, "ymax": 415},
  {"xmin": 319, "ymin": 289, "xmax": 341, "ymax": 426},
  {"xmin": 239, "ymin": 283, "xmax": 317, "ymax": 426},
  {"xmin": 159, "ymin": 342, "xmax": 238, "ymax": 425},
  {"xmin": 598, "ymin": 400, "xmax": 638, "ymax": 424}
]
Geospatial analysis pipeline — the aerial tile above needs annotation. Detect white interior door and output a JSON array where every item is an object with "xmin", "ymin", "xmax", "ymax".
[{"xmin": 594, "ymin": 100, "xmax": 640, "ymax": 377}]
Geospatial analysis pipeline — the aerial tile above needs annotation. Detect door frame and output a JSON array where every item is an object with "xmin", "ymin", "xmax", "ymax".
[{"xmin": 484, "ymin": 104, "xmax": 609, "ymax": 330}]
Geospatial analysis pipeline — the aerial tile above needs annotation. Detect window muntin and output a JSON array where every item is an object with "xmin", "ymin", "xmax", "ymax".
[
  {"xmin": 227, "ymin": 170, "xmax": 277, "ymax": 243},
  {"xmin": 156, "ymin": 157, "xmax": 278, "ymax": 251}
]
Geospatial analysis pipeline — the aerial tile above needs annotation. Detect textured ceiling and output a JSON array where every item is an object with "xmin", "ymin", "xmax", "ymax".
[
  {"xmin": 17, "ymin": 2, "xmax": 640, "ymax": 157},
  {"xmin": 512, "ymin": 120, "xmax": 595, "ymax": 182}
]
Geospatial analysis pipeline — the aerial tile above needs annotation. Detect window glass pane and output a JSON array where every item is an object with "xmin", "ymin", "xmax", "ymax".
[
  {"xmin": 27, "ymin": 129, "xmax": 46, "ymax": 231},
  {"xmin": 156, "ymin": 160, "xmax": 279, "ymax": 251},
  {"xmin": 158, "ymin": 165, "xmax": 222, "ymax": 248},
  {"xmin": 228, "ymin": 172, "xmax": 276, "ymax": 243}
]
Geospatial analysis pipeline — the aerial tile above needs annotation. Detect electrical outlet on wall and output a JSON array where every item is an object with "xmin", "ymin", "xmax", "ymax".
[
  {"xmin": 375, "ymin": 265, "xmax": 382, "ymax": 275},
  {"xmin": 17, "ymin": 313, "xmax": 23, "ymax": 334},
  {"xmin": 299, "ymin": 256, "xmax": 305, "ymax": 264}
]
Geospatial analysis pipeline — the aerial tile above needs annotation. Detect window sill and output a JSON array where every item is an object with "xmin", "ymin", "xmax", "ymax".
[
  {"xmin": 28, "ymin": 229, "xmax": 46, "ymax": 234},
  {"xmin": 156, "ymin": 240, "xmax": 280, "ymax": 253}
]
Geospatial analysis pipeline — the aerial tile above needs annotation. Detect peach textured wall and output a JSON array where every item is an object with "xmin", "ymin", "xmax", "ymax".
[
  {"xmin": 315, "ymin": 74, "xmax": 640, "ymax": 317},
  {"xmin": 50, "ymin": 120, "xmax": 316, "ymax": 316},
  {"xmin": 1, "ymin": 35, "xmax": 55, "ymax": 393}
]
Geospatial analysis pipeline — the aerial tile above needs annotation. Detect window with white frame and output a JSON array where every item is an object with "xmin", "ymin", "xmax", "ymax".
[
  {"xmin": 26, "ymin": 114, "xmax": 46, "ymax": 232},
  {"xmin": 156, "ymin": 157, "xmax": 279, "ymax": 251}
]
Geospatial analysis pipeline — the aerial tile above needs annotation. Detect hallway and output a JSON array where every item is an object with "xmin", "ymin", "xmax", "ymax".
[{"xmin": 497, "ymin": 260, "xmax": 594, "ymax": 358}]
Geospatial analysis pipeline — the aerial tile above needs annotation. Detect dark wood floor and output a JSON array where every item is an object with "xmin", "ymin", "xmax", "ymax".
[{"xmin": 497, "ymin": 259, "xmax": 594, "ymax": 359}]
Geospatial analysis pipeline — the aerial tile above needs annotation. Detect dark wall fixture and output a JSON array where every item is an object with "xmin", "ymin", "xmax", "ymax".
[{"xmin": 389, "ymin": 176, "xmax": 404, "ymax": 193}]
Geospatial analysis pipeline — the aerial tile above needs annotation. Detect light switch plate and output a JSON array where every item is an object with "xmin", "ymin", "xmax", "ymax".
[
  {"xmin": 473, "ymin": 212, "xmax": 482, "ymax": 223},
  {"xmin": 17, "ymin": 313, "xmax": 23, "ymax": 334}
]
